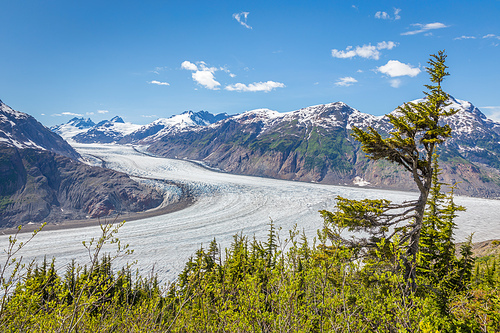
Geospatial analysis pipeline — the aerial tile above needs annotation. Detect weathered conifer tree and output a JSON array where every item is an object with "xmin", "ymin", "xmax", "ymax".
[{"xmin": 321, "ymin": 50, "xmax": 458, "ymax": 291}]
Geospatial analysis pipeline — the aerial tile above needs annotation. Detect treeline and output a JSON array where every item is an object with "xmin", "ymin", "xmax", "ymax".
[{"xmin": 0, "ymin": 219, "xmax": 499, "ymax": 332}]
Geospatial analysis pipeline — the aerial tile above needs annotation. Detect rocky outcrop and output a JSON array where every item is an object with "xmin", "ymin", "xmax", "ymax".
[{"xmin": 0, "ymin": 145, "xmax": 163, "ymax": 227}]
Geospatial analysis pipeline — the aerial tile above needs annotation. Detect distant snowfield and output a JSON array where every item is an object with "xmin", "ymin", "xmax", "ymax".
[{"xmin": 2, "ymin": 143, "xmax": 499, "ymax": 282}]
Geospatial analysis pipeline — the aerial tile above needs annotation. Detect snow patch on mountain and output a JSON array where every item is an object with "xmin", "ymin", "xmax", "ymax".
[
  {"xmin": 123, "ymin": 110, "xmax": 229, "ymax": 143},
  {"xmin": 71, "ymin": 117, "xmax": 142, "ymax": 143},
  {"xmin": 0, "ymin": 99, "xmax": 80, "ymax": 159},
  {"xmin": 389, "ymin": 96, "xmax": 500, "ymax": 138},
  {"xmin": 0, "ymin": 99, "xmax": 28, "ymax": 120},
  {"xmin": 51, "ymin": 117, "xmax": 96, "ymax": 141}
]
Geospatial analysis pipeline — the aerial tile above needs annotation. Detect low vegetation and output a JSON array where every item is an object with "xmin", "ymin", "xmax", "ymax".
[{"xmin": 0, "ymin": 215, "xmax": 498, "ymax": 332}]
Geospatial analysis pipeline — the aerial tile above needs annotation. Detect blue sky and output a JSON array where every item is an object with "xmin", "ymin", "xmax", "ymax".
[{"xmin": 1, "ymin": 0, "xmax": 500, "ymax": 126}]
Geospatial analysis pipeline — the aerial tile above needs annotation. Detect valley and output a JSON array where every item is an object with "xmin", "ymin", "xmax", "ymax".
[{"xmin": 2, "ymin": 143, "xmax": 499, "ymax": 282}]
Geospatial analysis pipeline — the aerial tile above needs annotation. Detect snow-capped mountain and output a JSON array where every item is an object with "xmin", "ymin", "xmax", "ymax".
[
  {"xmin": 45, "ymin": 98, "xmax": 500, "ymax": 197},
  {"xmin": 0, "ymin": 99, "xmax": 80, "ymax": 159},
  {"xmin": 145, "ymin": 99, "xmax": 500, "ymax": 198},
  {"xmin": 402, "ymin": 96, "xmax": 500, "ymax": 138},
  {"xmin": 72, "ymin": 116, "xmax": 142, "ymax": 143},
  {"xmin": 50, "ymin": 117, "xmax": 95, "ymax": 140},
  {"xmin": 201, "ymin": 102, "xmax": 389, "ymax": 135},
  {"xmin": 146, "ymin": 101, "xmax": 394, "ymax": 187},
  {"xmin": 120, "ymin": 110, "xmax": 228, "ymax": 143},
  {"xmin": 52, "ymin": 110, "xmax": 229, "ymax": 144},
  {"xmin": 0, "ymin": 99, "xmax": 162, "ymax": 227}
]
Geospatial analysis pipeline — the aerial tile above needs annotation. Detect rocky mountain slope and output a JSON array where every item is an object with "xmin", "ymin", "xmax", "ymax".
[
  {"xmin": 145, "ymin": 99, "xmax": 500, "ymax": 198},
  {"xmin": 1, "ymin": 100, "xmax": 80, "ymax": 159},
  {"xmin": 0, "ymin": 100, "xmax": 163, "ymax": 227}
]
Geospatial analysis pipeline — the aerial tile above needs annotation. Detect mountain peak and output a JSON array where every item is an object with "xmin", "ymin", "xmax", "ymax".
[{"xmin": 110, "ymin": 116, "xmax": 125, "ymax": 123}]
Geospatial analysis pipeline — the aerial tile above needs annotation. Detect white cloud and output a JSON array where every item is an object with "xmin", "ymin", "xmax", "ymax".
[
  {"xmin": 233, "ymin": 12, "xmax": 252, "ymax": 29},
  {"xmin": 181, "ymin": 61, "xmax": 198, "ymax": 71},
  {"xmin": 335, "ymin": 77, "xmax": 358, "ymax": 87},
  {"xmin": 332, "ymin": 41, "xmax": 397, "ymax": 60},
  {"xmin": 86, "ymin": 112, "xmax": 94, "ymax": 115},
  {"xmin": 377, "ymin": 41, "xmax": 397, "ymax": 50},
  {"xmin": 394, "ymin": 8, "xmax": 401, "ymax": 20},
  {"xmin": 181, "ymin": 60, "xmax": 221, "ymax": 90},
  {"xmin": 150, "ymin": 80, "xmax": 170, "ymax": 86},
  {"xmin": 454, "ymin": 35, "xmax": 477, "ymax": 40},
  {"xmin": 390, "ymin": 79, "xmax": 402, "ymax": 88},
  {"xmin": 192, "ymin": 70, "xmax": 221, "ymax": 90},
  {"xmin": 225, "ymin": 81, "xmax": 285, "ymax": 92},
  {"xmin": 142, "ymin": 114, "xmax": 158, "ymax": 118},
  {"xmin": 331, "ymin": 47, "xmax": 358, "ymax": 59},
  {"xmin": 220, "ymin": 67, "xmax": 236, "ymax": 78},
  {"xmin": 53, "ymin": 112, "xmax": 83, "ymax": 117},
  {"xmin": 401, "ymin": 22, "xmax": 448, "ymax": 35},
  {"xmin": 375, "ymin": 11, "xmax": 390, "ymax": 19},
  {"xmin": 375, "ymin": 8, "xmax": 400, "ymax": 20},
  {"xmin": 98, "ymin": 110, "xmax": 109, "ymax": 114},
  {"xmin": 377, "ymin": 60, "xmax": 421, "ymax": 77},
  {"xmin": 483, "ymin": 34, "xmax": 500, "ymax": 40}
]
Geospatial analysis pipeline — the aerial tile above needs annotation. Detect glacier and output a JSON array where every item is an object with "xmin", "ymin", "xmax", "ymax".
[{"xmin": 1, "ymin": 143, "xmax": 499, "ymax": 283}]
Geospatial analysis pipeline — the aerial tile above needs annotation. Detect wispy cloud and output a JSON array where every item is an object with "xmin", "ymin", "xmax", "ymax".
[
  {"xmin": 375, "ymin": 11, "xmax": 390, "ymax": 20},
  {"xmin": 335, "ymin": 77, "xmax": 358, "ymax": 87},
  {"xmin": 332, "ymin": 41, "xmax": 397, "ymax": 60},
  {"xmin": 142, "ymin": 114, "xmax": 158, "ymax": 118},
  {"xmin": 390, "ymin": 79, "xmax": 402, "ymax": 88},
  {"xmin": 150, "ymin": 80, "xmax": 170, "ymax": 86},
  {"xmin": 377, "ymin": 60, "xmax": 421, "ymax": 77},
  {"xmin": 401, "ymin": 22, "xmax": 448, "ymax": 35},
  {"xmin": 233, "ymin": 12, "xmax": 252, "ymax": 29},
  {"xmin": 375, "ymin": 8, "xmax": 401, "ymax": 20},
  {"xmin": 483, "ymin": 34, "xmax": 500, "ymax": 40},
  {"xmin": 181, "ymin": 61, "xmax": 221, "ymax": 90},
  {"xmin": 394, "ymin": 8, "xmax": 401, "ymax": 20},
  {"xmin": 220, "ymin": 67, "xmax": 236, "ymax": 78},
  {"xmin": 454, "ymin": 35, "xmax": 477, "ymax": 40},
  {"xmin": 53, "ymin": 112, "xmax": 83, "ymax": 117},
  {"xmin": 225, "ymin": 81, "xmax": 285, "ymax": 92},
  {"xmin": 98, "ymin": 110, "xmax": 109, "ymax": 114},
  {"xmin": 150, "ymin": 66, "xmax": 167, "ymax": 74}
]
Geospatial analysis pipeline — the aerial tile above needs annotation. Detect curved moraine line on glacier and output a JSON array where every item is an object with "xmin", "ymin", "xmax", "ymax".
[{"xmin": 1, "ymin": 143, "xmax": 500, "ymax": 283}]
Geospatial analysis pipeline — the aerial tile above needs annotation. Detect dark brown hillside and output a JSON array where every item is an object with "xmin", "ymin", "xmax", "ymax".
[{"xmin": 0, "ymin": 145, "xmax": 163, "ymax": 227}]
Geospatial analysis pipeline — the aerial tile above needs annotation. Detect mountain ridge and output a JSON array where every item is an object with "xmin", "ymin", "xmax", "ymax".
[
  {"xmin": 0, "ymin": 100, "xmax": 164, "ymax": 227},
  {"xmin": 49, "ymin": 98, "xmax": 500, "ymax": 198},
  {"xmin": 144, "ymin": 99, "xmax": 500, "ymax": 198}
]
